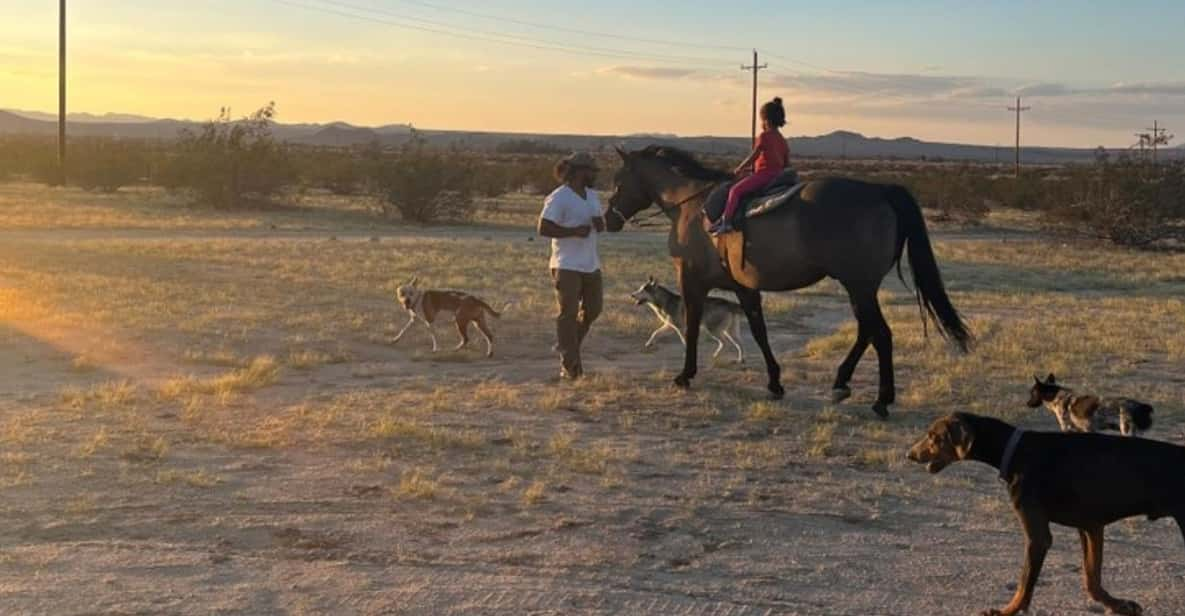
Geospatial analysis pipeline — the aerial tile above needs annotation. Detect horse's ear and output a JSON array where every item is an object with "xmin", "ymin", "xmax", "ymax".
[
  {"xmin": 409, "ymin": 276, "xmax": 419, "ymax": 286},
  {"xmin": 615, "ymin": 146, "xmax": 629, "ymax": 162}
]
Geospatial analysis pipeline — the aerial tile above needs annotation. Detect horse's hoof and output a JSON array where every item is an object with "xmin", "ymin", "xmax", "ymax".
[
  {"xmin": 830, "ymin": 387, "xmax": 852, "ymax": 404},
  {"xmin": 673, "ymin": 375, "xmax": 691, "ymax": 389},
  {"xmin": 1109, "ymin": 599, "xmax": 1143, "ymax": 616},
  {"xmin": 768, "ymin": 383, "xmax": 785, "ymax": 400},
  {"xmin": 871, "ymin": 403, "xmax": 890, "ymax": 420}
]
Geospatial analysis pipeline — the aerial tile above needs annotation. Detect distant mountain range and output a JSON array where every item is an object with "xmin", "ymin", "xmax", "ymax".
[{"xmin": 1, "ymin": 109, "xmax": 1178, "ymax": 163}]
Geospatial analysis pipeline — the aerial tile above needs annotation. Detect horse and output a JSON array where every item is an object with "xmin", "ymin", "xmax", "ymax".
[{"xmin": 604, "ymin": 146, "xmax": 971, "ymax": 418}]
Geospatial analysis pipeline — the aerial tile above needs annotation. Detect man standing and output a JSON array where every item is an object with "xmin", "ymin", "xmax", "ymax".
[{"xmin": 538, "ymin": 152, "xmax": 604, "ymax": 380}]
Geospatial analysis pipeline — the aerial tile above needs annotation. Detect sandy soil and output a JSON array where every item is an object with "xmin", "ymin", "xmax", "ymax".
[{"xmin": 1, "ymin": 222, "xmax": 1184, "ymax": 616}]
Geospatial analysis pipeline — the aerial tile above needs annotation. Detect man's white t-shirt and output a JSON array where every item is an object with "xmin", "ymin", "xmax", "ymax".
[{"xmin": 540, "ymin": 185, "xmax": 602, "ymax": 273}]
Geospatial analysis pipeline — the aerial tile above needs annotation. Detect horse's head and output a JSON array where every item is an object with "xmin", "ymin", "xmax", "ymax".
[{"xmin": 605, "ymin": 147, "xmax": 655, "ymax": 233}]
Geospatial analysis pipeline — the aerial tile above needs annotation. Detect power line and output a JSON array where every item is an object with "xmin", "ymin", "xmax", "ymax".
[
  {"xmin": 319, "ymin": 0, "xmax": 736, "ymax": 66},
  {"xmin": 387, "ymin": 0, "xmax": 751, "ymax": 52},
  {"xmin": 272, "ymin": 0, "xmax": 732, "ymax": 68}
]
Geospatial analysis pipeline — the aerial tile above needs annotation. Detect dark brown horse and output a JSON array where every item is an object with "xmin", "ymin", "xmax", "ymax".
[{"xmin": 605, "ymin": 146, "xmax": 971, "ymax": 417}]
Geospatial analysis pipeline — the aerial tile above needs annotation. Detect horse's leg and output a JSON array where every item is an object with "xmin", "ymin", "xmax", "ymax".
[
  {"xmin": 864, "ymin": 291, "xmax": 895, "ymax": 418},
  {"xmin": 675, "ymin": 278, "xmax": 705, "ymax": 389},
  {"xmin": 734, "ymin": 288, "xmax": 784, "ymax": 399},
  {"xmin": 832, "ymin": 286, "xmax": 873, "ymax": 404}
]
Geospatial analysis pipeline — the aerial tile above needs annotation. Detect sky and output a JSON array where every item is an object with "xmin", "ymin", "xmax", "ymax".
[{"xmin": 2, "ymin": 0, "xmax": 1183, "ymax": 147}]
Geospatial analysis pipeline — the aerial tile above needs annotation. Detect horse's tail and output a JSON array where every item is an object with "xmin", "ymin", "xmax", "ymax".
[{"xmin": 883, "ymin": 184, "xmax": 973, "ymax": 353}]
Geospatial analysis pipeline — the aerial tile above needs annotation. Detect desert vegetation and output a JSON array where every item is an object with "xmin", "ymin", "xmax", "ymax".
[{"xmin": 4, "ymin": 105, "xmax": 1182, "ymax": 244}]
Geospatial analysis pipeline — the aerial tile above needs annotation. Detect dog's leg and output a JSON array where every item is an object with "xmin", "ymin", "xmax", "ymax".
[
  {"xmin": 454, "ymin": 319, "xmax": 470, "ymax": 350},
  {"xmin": 1079, "ymin": 526, "xmax": 1142, "ymax": 616},
  {"xmin": 986, "ymin": 508, "xmax": 1051, "ymax": 616},
  {"xmin": 421, "ymin": 318, "xmax": 438, "ymax": 352},
  {"xmin": 672, "ymin": 320, "xmax": 687, "ymax": 347},
  {"xmin": 708, "ymin": 331, "xmax": 725, "ymax": 359},
  {"xmin": 722, "ymin": 328, "xmax": 743, "ymax": 363},
  {"xmin": 644, "ymin": 325, "xmax": 667, "ymax": 348},
  {"xmin": 475, "ymin": 317, "xmax": 495, "ymax": 358},
  {"xmin": 392, "ymin": 315, "xmax": 416, "ymax": 344}
]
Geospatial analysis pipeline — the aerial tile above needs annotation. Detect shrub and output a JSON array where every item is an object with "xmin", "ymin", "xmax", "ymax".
[
  {"xmin": 69, "ymin": 139, "xmax": 147, "ymax": 192},
  {"xmin": 371, "ymin": 133, "xmax": 474, "ymax": 223},
  {"xmin": 158, "ymin": 103, "xmax": 294, "ymax": 208},
  {"xmin": 1041, "ymin": 159, "xmax": 1185, "ymax": 246},
  {"xmin": 295, "ymin": 149, "xmax": 371, "ymax": 196}
]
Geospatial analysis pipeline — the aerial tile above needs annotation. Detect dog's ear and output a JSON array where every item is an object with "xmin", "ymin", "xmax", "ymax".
[
  {"xmin": 1046, "ymin": 373, "xmax": 1056, "ymax": 385},
  {"xmin": 946, "ymin": 416, "xmax": 975, "ymax": 459},
  {"xmin": 409, "ymin": 276, "xmax": 419, "ymax": 286},
  {"xmin": 647, "ymin": 275, "xmax": 654, "ymax": 284},
  {"xmin": 1033, "ymin": 374, "xmax": 1042, "ymax": 386}
]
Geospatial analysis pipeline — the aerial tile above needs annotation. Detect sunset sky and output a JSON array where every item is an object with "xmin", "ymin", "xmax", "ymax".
[{"xmin": 3, "ymin": 0, "xmax": 1183, "ymax": 147}]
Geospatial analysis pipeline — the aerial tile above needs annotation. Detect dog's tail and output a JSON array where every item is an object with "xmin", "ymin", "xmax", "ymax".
[
  {"xmin": 478, "ymin": 300, "xmax": 512, "ymax": 319},
  {"xmin": 1126, "ymin": 402, "xmax": 1154, "ymax": 431}
]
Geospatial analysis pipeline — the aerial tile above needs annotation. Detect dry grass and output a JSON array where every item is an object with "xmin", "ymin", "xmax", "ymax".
[
  {"xmin": 5, "ymin": 183, "xmax": 1185, "ymax": 613},
  {"xmin": 158, "ymin": 356, "xmax": 280, "ymax": 400}
]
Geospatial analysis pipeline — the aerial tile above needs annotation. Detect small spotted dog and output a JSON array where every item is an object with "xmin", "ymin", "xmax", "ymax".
[
  {"xmin": 393, "ymin": 277, "xmax": 508, "ymax": 357},
  {"xmin": 1027, "ymin": 373, "xmax": 1153, "ymax": 436}
]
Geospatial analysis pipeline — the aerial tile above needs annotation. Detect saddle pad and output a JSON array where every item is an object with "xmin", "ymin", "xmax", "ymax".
[{"xmin": 703, "ymin": 173, "xmax": 805, "ymax": 225}]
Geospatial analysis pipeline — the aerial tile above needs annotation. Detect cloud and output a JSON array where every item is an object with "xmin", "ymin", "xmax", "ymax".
[
  {"xmin": 1014, "ymin": 82, "xmax": 1074, "ymax": 97},
  {"xmin": 1106, "ymin": 81, "xmax": 1185, "ymax": 95},
  {"xmin": 596, "ymin": 65, "xmax": 700, "ymax": 80}
]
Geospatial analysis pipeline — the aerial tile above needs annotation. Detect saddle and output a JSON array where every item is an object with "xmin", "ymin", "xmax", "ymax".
[{"xmin": 702, "ymin": 170, "xmax": 804, "ymax": 230}]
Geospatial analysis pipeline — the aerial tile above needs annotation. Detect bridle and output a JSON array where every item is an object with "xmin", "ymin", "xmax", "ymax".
[{"xmin": 608, "ymin": 182, "xmax": 719, "ymax": 228}]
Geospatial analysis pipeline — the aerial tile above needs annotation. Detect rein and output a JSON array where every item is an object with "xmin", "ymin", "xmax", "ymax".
[{"xmin": 609, "ymin": 182, "xmax": 719, "ymax": 229}]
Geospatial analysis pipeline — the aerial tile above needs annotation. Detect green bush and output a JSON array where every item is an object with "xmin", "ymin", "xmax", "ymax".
[
  {"xmin": 69, "ymin": 139, "xmax": 147, "ymax": 192},
  {"xmin": 370, "ymin": 133, "xmax": 474, "ymax": 223},
  {"xmin": 157, "ymin": 103, "xmax": 294, "ymax": 208},
  {"xmin": 1040, "ymin": 159, "xmax": 1185, "ymax": 246}
]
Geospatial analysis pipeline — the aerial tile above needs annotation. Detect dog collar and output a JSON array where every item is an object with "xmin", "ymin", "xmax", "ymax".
[{"xmin": 998, "ymin": 428, "xmax": 1025, "ymax": 481}]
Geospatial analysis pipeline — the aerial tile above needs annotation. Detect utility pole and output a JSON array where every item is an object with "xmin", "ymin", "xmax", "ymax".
[
  {"xmin": 1007, "ymin": 97, "xmax": 1030, "ymax": 178},
  {"xmin": 741, "ymin": 49, "xmax": 767, "ymax": 146},
  {"xmin": 58, "ymin": 0, "xmax": 67, "ymax": 185},
  {"xmin": 1145, "ymin": 121, "xmax": 1172, "ymax": 163}
]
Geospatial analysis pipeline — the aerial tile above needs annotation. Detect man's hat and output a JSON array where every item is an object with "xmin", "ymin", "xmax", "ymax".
[{"xmin": 561, "ymin": 151, "xmax": 598, "ymax": 169}]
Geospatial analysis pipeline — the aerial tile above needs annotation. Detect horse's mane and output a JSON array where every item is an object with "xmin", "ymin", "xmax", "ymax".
[{"xmin": 634, "ymin": 145, "xmax": 733, "ymax": 182}]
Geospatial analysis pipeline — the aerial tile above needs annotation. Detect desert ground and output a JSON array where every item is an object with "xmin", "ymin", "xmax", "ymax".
[{"xmin": 2, "ymin": 183, "xmax": 1185, "ymax": 615}]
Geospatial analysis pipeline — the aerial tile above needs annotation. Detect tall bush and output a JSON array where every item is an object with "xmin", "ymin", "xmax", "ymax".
[{"xmin": 158, "ymin": 103, "xmax": 294, "ymax": 208}]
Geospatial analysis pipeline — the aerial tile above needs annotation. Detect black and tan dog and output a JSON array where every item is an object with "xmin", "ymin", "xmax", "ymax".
[
  {"xmin": 393, "ymin": 277, "xmax": 507, "ymax": 357},
  {"xmin": 1028, "ymin": 373, "xmax": 1153, "ymax": 436},
  {"xmin": 909, "ymin": 412, "xmax": 1185, "ymax": 616}
]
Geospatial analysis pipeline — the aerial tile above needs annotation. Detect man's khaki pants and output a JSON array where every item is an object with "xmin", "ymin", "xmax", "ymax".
[{"xmin": 552, "ymin": 268, "xmax": 603, "ymax": 377}]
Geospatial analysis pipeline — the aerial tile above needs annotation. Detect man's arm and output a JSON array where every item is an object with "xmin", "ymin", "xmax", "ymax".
[{"xmin": 538, "ymin": 217, "xmax": 591, "ymax": 238}]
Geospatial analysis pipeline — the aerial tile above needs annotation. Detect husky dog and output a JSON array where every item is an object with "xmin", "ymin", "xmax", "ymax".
[
  {"xmin": 393, "ymin": 277, "xmax": 507, "ymax": 357},
  {"xmin": 1027, "ymin": 373, "xmax": 1154, "ymax": 436},
  {"xmin": 630, "ymin": 277, "xmax": 745, "ymax": 363}
]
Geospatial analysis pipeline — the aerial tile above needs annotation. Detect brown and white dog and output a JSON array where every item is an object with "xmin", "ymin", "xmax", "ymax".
[
  {"xmin": 393, "ymin": 277, "xmax": 507, "ymax": 357},
  {"xmin": 1027, "ymin": 373, "xmax": 1153, "ymax": 436}
]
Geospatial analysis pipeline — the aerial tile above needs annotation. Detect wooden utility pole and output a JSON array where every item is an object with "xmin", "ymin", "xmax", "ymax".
[
  {"xmin": 741, "ymin": 50, "xmax": 767, "ymax": 145},
  {"xmin": 58, "ymin": 0, "xmax": 66, "ymax": 184},
  {"xmin": 1145, "ymin": 121, "xmax": 1172, "ymax": 163},
  {"xmin": 1007, "ymin": 97, "xmax": 1030, "ymax": 178}
]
